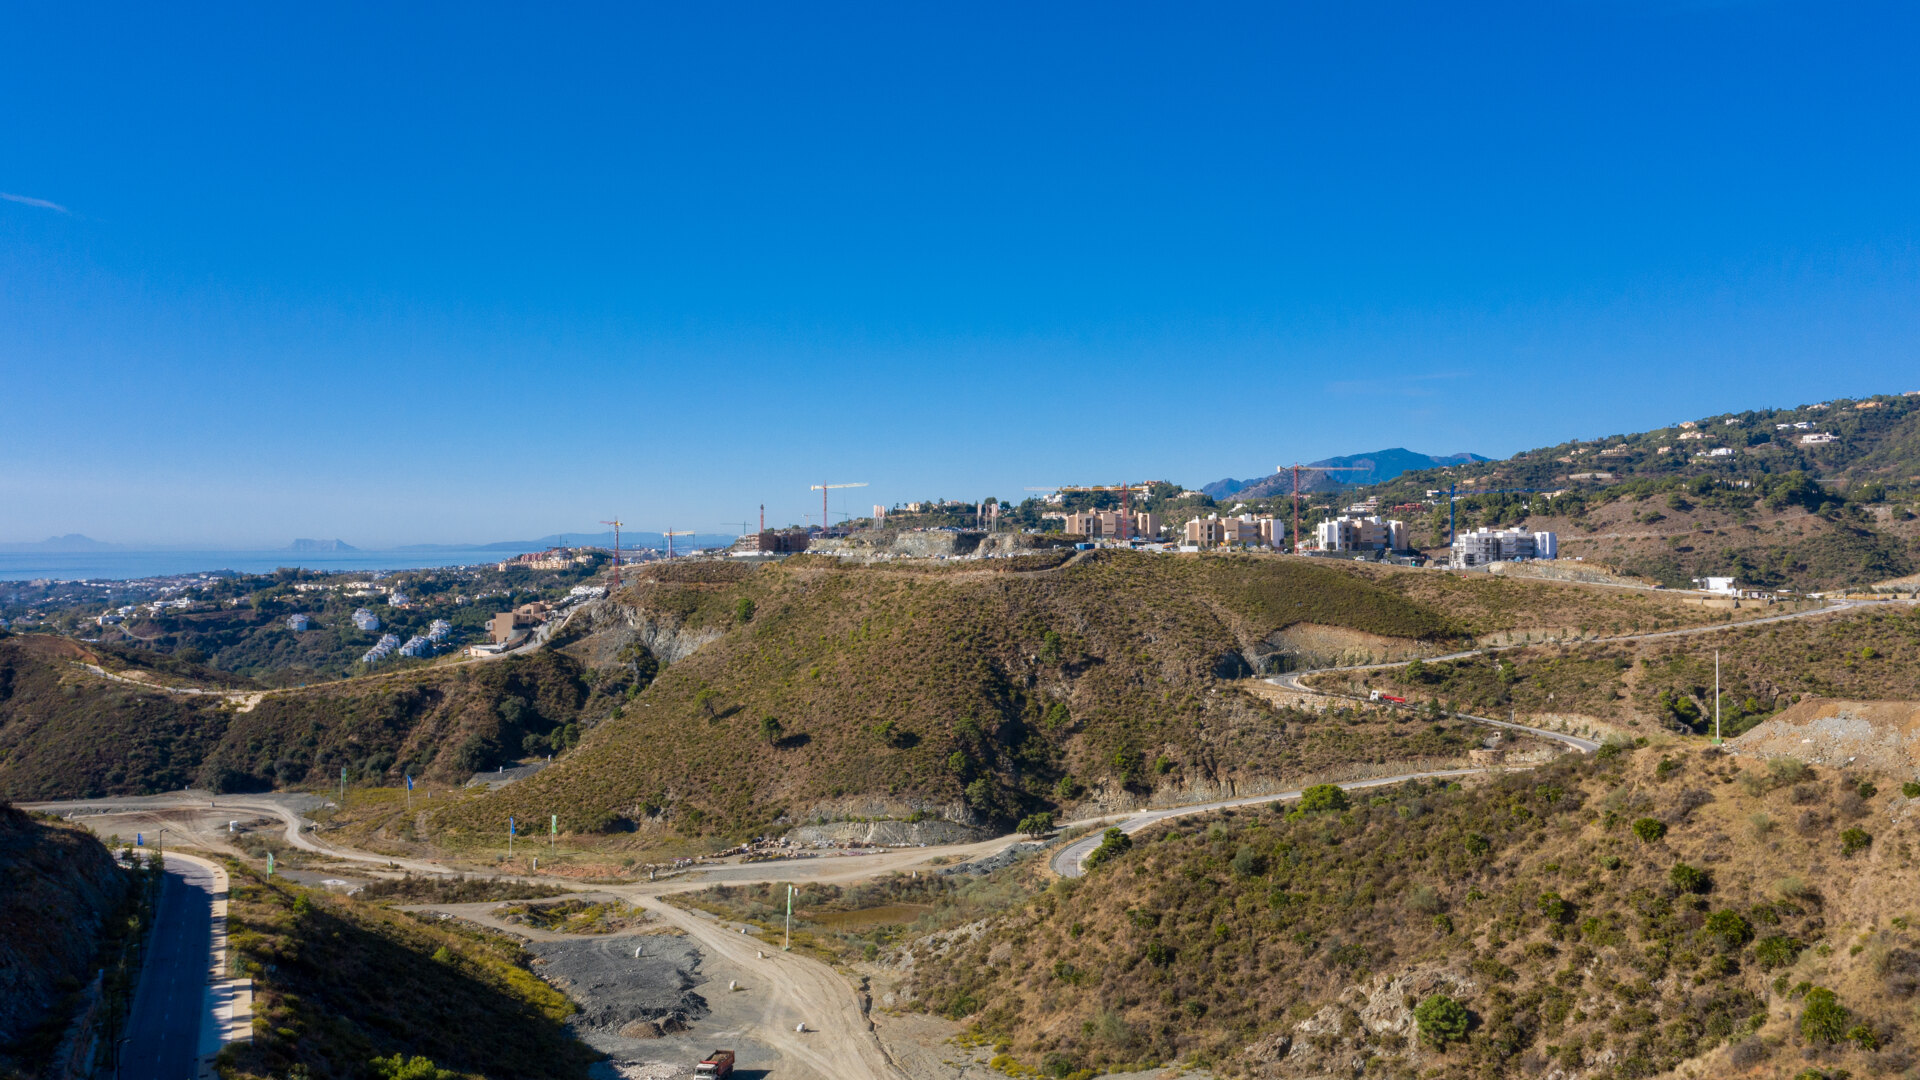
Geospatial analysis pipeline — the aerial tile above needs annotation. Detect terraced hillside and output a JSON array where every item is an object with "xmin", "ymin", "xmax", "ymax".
[
  {"xmin": 433, "ymin": 554, "xmax": 1773, "ymax": 844},
  {"xmin": 907, "ymin": 743, "xmax": 1920, "ymax": 1078}
]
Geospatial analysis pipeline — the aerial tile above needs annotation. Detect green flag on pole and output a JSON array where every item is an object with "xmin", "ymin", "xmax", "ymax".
[{"xmin": 267, "ymin": 852, "xmax": 275, "ymax": 877}]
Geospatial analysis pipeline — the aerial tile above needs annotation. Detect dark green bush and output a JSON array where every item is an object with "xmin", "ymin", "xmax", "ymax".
[
  {"xmin": 1631, "ymin": 817, "xmax": 1667, "ymax": 842},
  {"xmin": 1414, "ymin": 994, "xmax": 1470, "ymax": 1047},
  {"xmin": 1840, "ymin": 827, "xmax": 1871, "ymax": 856},
  {"xmin": 1668, "ymin": 862, "xmax": 1710, "ymax": 894},
  {"xmin": 1799, "ymin": 987, "xmax": 1849, "ymax": 1045}
]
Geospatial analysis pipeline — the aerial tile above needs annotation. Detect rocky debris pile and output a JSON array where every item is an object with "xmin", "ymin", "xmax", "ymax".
[
  {"xmin": 940, "ymin": 841, "xmax": 1045, "ymax": 877},
  {"xmin": 1730, "ymin": 698, "xmax": 1920, "ymax": 777},
  {"xmin": 1244, "ymin": 964, "xmax": 1477, "ymax": 1077},
  {"xmin": 530, "ymin": 935, "xmax": 708, "ymax": 1051}
]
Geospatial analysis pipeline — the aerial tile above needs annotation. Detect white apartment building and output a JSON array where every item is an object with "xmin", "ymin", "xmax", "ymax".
[
  {"xmin": 1183, "ymin": 514, "xmax": 1283, "ymax": 548},
  {"xmin": 1063, "ymin": 510, "xmax": 1161, "ymax": 540},
  {"xmin": 287, "ymin": 613, "xmax": 312, "ymax": 631},
  {"xmin": 1450, "ymin": 527, "xmax": 1558, "ymax": 568},
  {"xmin": 351, "ymin": 608, "xmax": 380, "ymax": 632},
  {"xmin": 1313, "ymin": 515, "xmax": 1409, "ymax": 553}
]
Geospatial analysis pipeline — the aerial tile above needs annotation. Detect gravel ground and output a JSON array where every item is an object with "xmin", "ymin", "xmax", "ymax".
[
  {"xmin": 1730, "ymin": 699, "xmax": 1920, "ymax": 776},
  {"xmin": 531, "ymin": 935, "xmax": 709, "ymax": 1046}
]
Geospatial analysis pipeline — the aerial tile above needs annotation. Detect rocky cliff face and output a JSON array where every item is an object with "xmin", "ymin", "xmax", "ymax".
[{"xmin": 0, "ymin": 805, "xmax": 130, "ymax": 1070}]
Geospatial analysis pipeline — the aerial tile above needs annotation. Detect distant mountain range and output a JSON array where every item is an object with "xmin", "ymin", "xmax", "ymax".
[
  {"xmin": 286, "ymin": 538, "xmax": 358, "ymax": 553},
  {"xmin": 0, "ymin": 534, "xmax": 125, "ymax": 552},
  {"xmin": 1202, "ymin": 449, "xmax": 1491, "ymax": 500}
]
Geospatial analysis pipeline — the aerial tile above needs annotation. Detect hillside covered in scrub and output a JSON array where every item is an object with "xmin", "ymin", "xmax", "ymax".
[
  {"xmin": 217, "ymin": 864, "xmax": 595, "ymax": 1080},
  {"xmin": 0, "ymin": 803, "xmax": 138, "ymax": 1077},
  {"xmin": 433, "ymin": 554, "xmax": 1750, "ymax": 843},
  {"xmin": 906, "ymin": 743, "xmax": 1920, "ymax": 1078},
  {"xmin": 1314, "ymin": 603, "xmax": 1920, "ymax": 738},
  {"xmin": 0, "ymin": 633, "xmax": 621, "ymax": 799}
]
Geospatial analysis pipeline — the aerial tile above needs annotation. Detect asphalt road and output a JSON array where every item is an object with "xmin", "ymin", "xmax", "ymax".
[{"xmin": 120, "ymin": 855, "xmax": 217, "ymax": 1080}]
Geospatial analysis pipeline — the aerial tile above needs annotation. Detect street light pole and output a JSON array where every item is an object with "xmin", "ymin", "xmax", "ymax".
[{"xmin": 1714, "ymin": 650, "xmax": 1721, "ymax": 744}]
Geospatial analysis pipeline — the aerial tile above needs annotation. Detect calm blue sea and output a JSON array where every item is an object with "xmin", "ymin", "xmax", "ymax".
[{"xmin": 0, "ymin": 547, "xmax": 543, "ymax": 582}]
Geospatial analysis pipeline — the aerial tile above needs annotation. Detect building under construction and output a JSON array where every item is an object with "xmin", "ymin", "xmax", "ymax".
[{"xmin": 742, "ymin": 529, "xmax": 811, "ymax": 554}]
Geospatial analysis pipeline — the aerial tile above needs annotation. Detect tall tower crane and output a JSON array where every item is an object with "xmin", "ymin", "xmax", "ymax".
[
  {"xmin": 1024, "ymin": 484, "xmax": 1151, "ymax": 540},
  {"xmin": 1276, "ymin": 464, "xmax": 1370, "ymax": 553},
  {"xmin": 808, "ymin": 482, "xmax": 868, "ymax": 535},
  {"xmin": 599, "ymin": 519, "xmax": 624, "ymax": 590},
  {"xmin": 663, "ymin": 529, "xmax": 695, "ymax": 559}
]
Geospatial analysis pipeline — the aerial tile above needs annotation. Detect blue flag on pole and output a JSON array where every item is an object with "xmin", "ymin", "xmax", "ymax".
[
  {"xmin": 405, "ymin": 774, "xmax": 413, "ymax": 791},
  {"xmin": 509, "ymin": 815, "xmax": 515, "ymax": 835}
]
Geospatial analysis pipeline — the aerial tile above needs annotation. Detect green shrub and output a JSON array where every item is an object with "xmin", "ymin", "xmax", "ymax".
[
  {"xmin": 1414, "ymin": 994, "xmax": 1470, "ymax": 1048},
  {"xmin": 1856, "ymin": 780, "xmax": 1878, "ymax": 799},
  {"xmin": 1704, "ymin": 910, "xmax": 1753, "ymax": 952},
  {"xmin": 1291, "ymin": 784, "xmax": 1350, "ymax": 818},
  {"xmin": 1230, "ymin": 845, "xmax": 1267, "ymax": 877},
  {"xmin": 1903, "ymin": 781, "xmax": 1920, "ymax": 799},
  {"xmin": 1840, "ymin": 827, "xmax": 1872, "ymax": 856},
  {"xmin": 1799, "ymin": 987, "xmax": 1850, "ymax": 1045},
  {"xmin": 1847, "ymin": 1023, "xmax": 1879, "ymax": 1050},
  {"xmin": 1017, "ymin": 812, "xmax": 1055, "ymax": 838},
  {"xmin": 1084, "ymin": 828, "xmax": 1132, "ymax": 870},
  {"xmin": 1538, "ymin": 892, "xmax": 1572, "ymax": 924},
  {"xmin": 372, "ymin": 1055, "xmax": 461, "ymax": 1080},
  {"xmin": 1668, "ymin": 862, "xmax": 1710, "ymax": 894},
  {"xmin": 1464, "ymin": 832, "xmax": 1491, "ymax": 856},
  {"xmin": 1768, "ymin": 757, "xmax": 1809, "ymax": 785},
  {"xmin": 1630, "ymin": 817, "xmax": 1667, "ymax": 842},
  {"xmin": 1754, "ymin": 934, "xmax": 1804, "ymax": 970}
]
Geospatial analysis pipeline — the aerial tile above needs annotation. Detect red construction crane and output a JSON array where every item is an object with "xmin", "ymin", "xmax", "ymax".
[
  {"xmin": 808, "ymin": 482, "xmax": 868, "ymax": 535},
  {"xmin": 1024, "ymin": 484, "xmax": 1152, "ymax": 540},
  {"xmin": 1277, "ymin": 464, "xmax": 1370, "ymax": 553},
  {"xmin": 600, "ymin": 519, "xmax": 624, "ymax": 590}
]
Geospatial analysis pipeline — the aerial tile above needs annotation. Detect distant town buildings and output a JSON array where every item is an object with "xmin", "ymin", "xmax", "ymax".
[
  {"xmin": 398, "ymin": 634, "xmax": 432, "ymax": 658},
  {"xmin": 287, "ymin": 613, "xmax": 311, "ymax": 631},
  {"xmin": 1450, "ymin": 527, "xmax": 1558, "ymax": 568},
  {"xmin": 360, "ymin": 633, "xmax": 401, "ymax": 663},
  {"xmin": 426, "ymin": 618, "xmax": 452, "ymax": 642},
  {"xmin": 497, "ymin": 547, "xmax": 596, "ymax": 572},
  {"xmin": 1799, "ymin": 432, "xmax": 1838, "ymax": 445},
  {"xmin": 387, "ymin": 591, "xmax": 409, "ymax": 607},
  {"xmin": 741, "ymin": 529, "xmax": 811, "ymax": 554},
  {"xmin": 1062, "ymin": 510, "xmax": 1160, "ymax": 540},
  {"xmin": 351, "ymin": 608, "xmax": 380, "ymax": 632}
]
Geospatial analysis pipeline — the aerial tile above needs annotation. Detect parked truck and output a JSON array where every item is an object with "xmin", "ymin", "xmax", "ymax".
[
  {"xmin": 695, "ymin": 1050, "xmax": 735, "ymax": 1079},
  {"xmin": 1368, "ymin": 690, "xmax": 1408, "ymax": 704}
]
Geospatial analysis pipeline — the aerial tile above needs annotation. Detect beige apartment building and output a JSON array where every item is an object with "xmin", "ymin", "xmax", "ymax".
[
  {"xmin": 1061, "ymin": 510, "xmax": 1160, "ymax": 539},
  {"xmin": 1183, "ymin": 514, "xmax": 1283, "ymax": 548}
]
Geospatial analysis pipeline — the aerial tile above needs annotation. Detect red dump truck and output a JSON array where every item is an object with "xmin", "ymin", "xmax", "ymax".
[
  {"xmin": 695, "ymin": 1050, "xmax": 735, "ymax": 1079},
  {"xmin": 1368, "ymin": 690, "xmax": 1408, "ymax": 704}
]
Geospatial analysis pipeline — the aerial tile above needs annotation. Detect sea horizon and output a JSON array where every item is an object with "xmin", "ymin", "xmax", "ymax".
[{"xmin": 0, "ymin": 546, "xmax": 556, "ymax": 582}]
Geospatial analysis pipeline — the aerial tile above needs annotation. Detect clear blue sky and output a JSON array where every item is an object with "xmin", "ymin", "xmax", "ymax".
[{"xmin": 4, "ymin": 3, "xmax": 1917, "ymax": 546}]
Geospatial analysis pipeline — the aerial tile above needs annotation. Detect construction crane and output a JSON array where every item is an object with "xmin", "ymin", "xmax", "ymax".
[
  {"xmin": 1024, "ymin": 484, "xmax": 1151, "ymax": 540},
  {"xmin": 808, "ymin": 482, "xmax": 868, "ymax": 536},
  {"xmin": 599, "ymin": 519, "xmax": 624, "ymax": 590},
  {"xmin": 663, "ymin": 529, "xmax": 695, "ymax": 559},
  {"xmin": 1276, "ymin": 464, "xmax": 1370, "ymax": 553}
]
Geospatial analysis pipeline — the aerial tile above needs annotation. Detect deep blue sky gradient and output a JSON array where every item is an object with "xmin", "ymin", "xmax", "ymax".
[{"xmin": 4, "ymin": 3, "xmax": 1917, "ymax": 545}]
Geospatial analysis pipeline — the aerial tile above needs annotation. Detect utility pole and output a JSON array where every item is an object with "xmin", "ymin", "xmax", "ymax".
[
  {"xmin": 785, "ymin": 884, "xmax": 794, "ymax": 951},
  {"xmin": 600, "ymin": 519, "xmax": 624, "ymax": 590},
  {"xmin": 1714, "ymin": 650, "xmax": 1721, "ymax": 744}
]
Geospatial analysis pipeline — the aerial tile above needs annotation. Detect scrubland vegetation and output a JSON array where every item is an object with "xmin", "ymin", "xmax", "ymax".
[
  {"xmin": 1327, "ymin": 604, "xmax": 1920, "ymax": 735},
  {"xmin": 908, "ymin": 744, "xmax": 1920, "ymax": 1078},
  {"xmin": 219, "ymin": 864, "xmax": 595, "ymax": 1080}
]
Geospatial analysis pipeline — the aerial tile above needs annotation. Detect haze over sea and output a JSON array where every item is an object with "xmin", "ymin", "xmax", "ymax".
[{"xmin": 0, "ymin": 547, "xmax": 546, "ymax": 582}]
